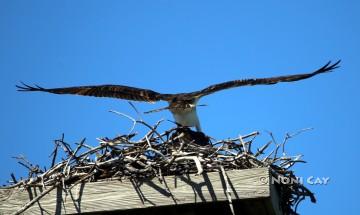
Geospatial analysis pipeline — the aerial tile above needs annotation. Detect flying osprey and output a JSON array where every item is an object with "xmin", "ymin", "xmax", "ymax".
[{"xmin": 17, "ymin": 60, "xmax": 340, "ymax": 131}]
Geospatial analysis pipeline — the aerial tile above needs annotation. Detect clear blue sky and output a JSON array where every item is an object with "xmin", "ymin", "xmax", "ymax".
[{"xmin": 0, "ymin": 1, "xmax": 358, "ymax": 214}]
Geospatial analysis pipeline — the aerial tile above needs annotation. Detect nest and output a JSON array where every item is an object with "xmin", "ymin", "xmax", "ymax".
[{"xmin": 2, "ymin": 113, "xmax": 316, "ymax": 215}]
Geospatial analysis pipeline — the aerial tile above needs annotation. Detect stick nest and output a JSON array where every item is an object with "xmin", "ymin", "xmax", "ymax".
[{"xmin": 3, "ymin": 116, "xmax": 316, "ymax": 215}]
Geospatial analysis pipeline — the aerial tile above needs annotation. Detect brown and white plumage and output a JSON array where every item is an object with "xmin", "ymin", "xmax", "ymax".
[{"xmin": 16, "ymin": 60, "xmax": 340, "ymax": 131}]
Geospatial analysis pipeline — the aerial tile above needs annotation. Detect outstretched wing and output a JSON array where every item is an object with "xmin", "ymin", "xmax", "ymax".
[
  {"xmin": 16, "ymin": 83, "xmax": 171, "ymax": 102},
  {"xmin": 16, "ymin": 60, "xmax": 340, "ymax": 102},
  {"xmin": 187, "ymin": 60, "xmax": 340, "ymax": 99}
]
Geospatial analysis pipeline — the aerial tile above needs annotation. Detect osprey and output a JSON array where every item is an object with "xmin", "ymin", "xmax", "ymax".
[{"xmin": 17, "ymin": 60, "xmax": 340, "ymax": 131}]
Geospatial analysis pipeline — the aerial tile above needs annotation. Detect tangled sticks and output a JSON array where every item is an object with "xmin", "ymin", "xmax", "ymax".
[{"xmin": 3, "ymin": 114, "xmax": 315, "ymax": 215}]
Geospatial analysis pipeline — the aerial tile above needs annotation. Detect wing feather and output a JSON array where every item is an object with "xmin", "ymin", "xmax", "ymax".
[
  {"xmin": 187, "ymin": 60, "xmax": 340, "ymax": 98},
  {"xmin": 16, "ymin": 83, "xmax": 169, "ymax": 102}
]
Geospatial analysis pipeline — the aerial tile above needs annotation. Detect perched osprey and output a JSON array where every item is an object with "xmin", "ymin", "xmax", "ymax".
[{"xmin": 17, "ymin": 60, "xmax": 340, "ymax": 131}]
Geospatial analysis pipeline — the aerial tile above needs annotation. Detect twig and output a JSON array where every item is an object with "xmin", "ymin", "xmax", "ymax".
[
  {"xmin": 220, "ymin": 165, "xmax": 235, "ymax": 215},
  {"xmin": 110, "ymin": 110, "xmax": 137, "ymax": 135},
  {"xmin": 12, "ymin": 182, "xmax": 60, "ymax": 215}
]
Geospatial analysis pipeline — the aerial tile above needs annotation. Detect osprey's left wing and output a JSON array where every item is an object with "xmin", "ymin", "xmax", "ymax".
[
  {"xmin": 16, "ymin": 83, "xmax": 171, "ymax": 102},
  {"xmin": 187, "ymin": 60, "xmax": 340, "ymax": 99}
]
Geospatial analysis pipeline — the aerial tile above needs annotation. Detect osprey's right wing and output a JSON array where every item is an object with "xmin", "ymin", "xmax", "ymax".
[{"xmin": 16, "ymin": 83, "xmax": 172, "ymax": 103}]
